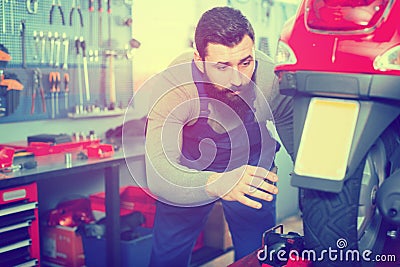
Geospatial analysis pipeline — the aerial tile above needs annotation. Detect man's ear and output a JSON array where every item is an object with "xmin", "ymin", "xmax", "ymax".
[{"xmin": 194, "ymin": 51, "xmax": 204, "ymax": 73}]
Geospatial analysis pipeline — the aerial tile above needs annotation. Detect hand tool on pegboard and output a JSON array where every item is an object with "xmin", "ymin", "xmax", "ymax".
[
  {"xmin": 94, "ymin": 49, "xmax": 99, "ymax": 62},
  {"xmin": 33, "ymin": 30, "xmax": 40, "ymax": 61},
  {"xmin": 49, "ymin": 0, "xmax": 65, "ymax": 25},
  {"xmin": 62, "ymin": 33, "xmax": 69, "ymax": 70},
  {"xmin": 40, "ymin": 31, "xmax": 46, "ymax": 65},
  {"xmin": 98, "ymin": 0, "xmax": 103, "ymax": 47},
  {"xmin": 20, "ymin": 20, "xmax": 27, "ymax": 68},
  {"xmin": 1, "ymin": 77, "xmax": 24, "ymax": 116},
  {"xmin": 107, "ymin": 0, "xmax": 116, "ymax": 109},
  {"xmin": 49, "ymin": 32, "xmax": 55, "ymax": 66},
  {"xmin": 55, "ymin": 72, "xmax": 60, "ymax": 114},
  {"xmin": 26, "ymin": 0, "xmax": 38, "ymax": 14},
  {"xmin": 89, "ymin": 49, "xmax": 93, "ymax": 62},
  {"xmin": 80, "ymin": 37, "xmax": 90, "ymax": 102},
  {"xmin": 88, "ymin": 0, "xmax": 94, "ymax": 46},
  {"xmin": 75, "ymin": 37, "xmax": 84, "ymax": 112},
  {"xmin": 99, "ymin": 0, "xmax": 106, "ymax": 107},
  {"xmin": 105, "ymin": 49, "xmax": 116, "ymax": 110},
  {"xmin": 9, "ymin": 0, "xmax": 15, "ymax": 34},
  {"xmin": 31, "ymin": 68, "xmax": 46, "ymax": 114},
  {"xmin": 64, "ymin": 73, "xmax": 69, "ymax": 111},
  {"xmin": 49, "ymin": 71, "xmax": 60, "ymax": 118},
  {"xmin": 70, "ymin": 0, "xmax": 83, "ymax": 27},
  {"xmin": 55, "ymin": 32, "xmax": 61, "ymax": 68},
  {"xmin": 49, "ymin": 72, "xmax": 55, "ymax": 118}
]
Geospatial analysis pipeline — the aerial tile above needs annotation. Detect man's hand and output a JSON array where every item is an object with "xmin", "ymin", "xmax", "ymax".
[{"xmin": 206, "ymin": 165, "xmax": 278, "ymax": 209}]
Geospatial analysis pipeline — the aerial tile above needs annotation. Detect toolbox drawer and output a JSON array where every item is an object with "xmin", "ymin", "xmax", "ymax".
[
  {"xmin": 0, "ymin": 246, "xmax": 38, "ymax": 267},
  {"xmin": 0, "ymin": 183, "xmax": 40, "ymax": 266},
  {"xmin": 0, "ymin": 201, "xmax": 37, "ymax": 228}
]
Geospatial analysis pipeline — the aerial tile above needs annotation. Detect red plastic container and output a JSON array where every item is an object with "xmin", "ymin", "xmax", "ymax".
[
  {"xmin": 0, "ymin": 146, "xmax": 14, "ymax": 168},
  {"xmin": 90, "ymin": 186, "xmax": 156, "ymax": 228},
  {"xmin": 89, "ymin": 186, "xmax": 204, "ymax": 251},
  {"xmin": 86, "ymin": 144, "xmax": 114, "ymax": 159}
]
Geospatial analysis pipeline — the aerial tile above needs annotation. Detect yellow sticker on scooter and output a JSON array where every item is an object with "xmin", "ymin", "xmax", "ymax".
[{"xmin": 294, "ymin": 98, "xmax": 359, "ymax": 181}]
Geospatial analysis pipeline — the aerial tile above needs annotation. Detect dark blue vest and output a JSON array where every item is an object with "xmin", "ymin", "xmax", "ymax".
[{"xmin": 180, "ymin": 62, "xmax": 278, "ymax": 173}]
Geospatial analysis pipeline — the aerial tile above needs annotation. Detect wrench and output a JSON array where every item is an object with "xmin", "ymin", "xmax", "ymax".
[
  {"xmin": 33, "ymin": 30, "xmax": 40, "ymax": 60},
  {"xmin": 94, "ymin": 49, "xmax": 99, "ymax": 62},
  {"xmin": 89, "ymin": 49, "xmax": 93, "ymax": 62},
  {"xmin": 62, "ymin": 33, "xmax": 69, "ymax": 70},
  {"xmin": 54, "ymin": 32, "xmax": 61, "ymax": 68},
  {"xmin": 20, "ymin": 20, "xmax": 26, "ymax": 68},
  {"xmin": 75, "ymin": 37, "xmax": 83, "ymax": 107},
  {"xmin": 49, "ymin": 32, "xmax": 54, "ymax": 66},
  {"xmin": 40, "ymin": 31, "xmax": 46, "ymax": 65},
  {"xmin": 80, "ymin": 37, "xmax": 90, "ymax": 102}
]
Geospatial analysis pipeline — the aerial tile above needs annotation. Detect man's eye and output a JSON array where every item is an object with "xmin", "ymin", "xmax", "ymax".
[
  {"xmin": 241, "ymin": 61, "xmax": 251, "ymax": 67},
  {"xmin": 216, "ymin": 65, "xmax": 228, "ymax": 71}
]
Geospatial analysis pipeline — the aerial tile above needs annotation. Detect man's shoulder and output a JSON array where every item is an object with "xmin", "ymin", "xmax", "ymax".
[
  {"xmin": 146, "ymin": 50, "xmax": 200, "ymax": 118},
  {"xmin": 255, "ymin": 49, "xmax": 275, "ymax": 68},
  {"xmin": 168, "ymin": 49, "xmax": 195, "ymax": 67}
]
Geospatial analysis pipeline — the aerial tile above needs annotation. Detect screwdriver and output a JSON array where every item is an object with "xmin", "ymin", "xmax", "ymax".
[
  {"xmin": 64, "ymin": 73, "xmax": 69, "ymax": 111},
  {"xmin": 0, "ymin": 160, "xmax": 38, "ymax": 173},
  {"xmin": 89, "ymin": 0, "xmax": 94, "ymax": 45}
]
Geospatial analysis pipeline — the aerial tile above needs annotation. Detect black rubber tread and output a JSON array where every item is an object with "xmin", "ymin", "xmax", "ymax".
[
  {"xmin": 300, "ymin": 116, "xmax": 400, "ymax": 267},
  {"xmin": 302, "ymin": 160, "xmax": 365, "ymax": 267}
]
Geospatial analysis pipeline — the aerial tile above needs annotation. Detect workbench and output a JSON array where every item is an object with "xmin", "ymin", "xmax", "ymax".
[{"xmin": 0, "ymin": 136, "xmax": 145, "ymax": 267}]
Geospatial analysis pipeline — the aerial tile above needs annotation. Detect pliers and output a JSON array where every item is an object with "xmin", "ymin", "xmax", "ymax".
[
  {"xmin": 31, "ymin": 68, "xmax": 46, "ymax": 114},
  {"xmin": 49, "ymin": 0, "xmax": 65, "ymax": 25},
  {"xmin": 70, "ymin": 0, "xmax": 84, "ymax": 27}
]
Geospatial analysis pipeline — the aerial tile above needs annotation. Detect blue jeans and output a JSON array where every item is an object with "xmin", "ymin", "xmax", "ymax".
[{"xmin": 149, "ymin": 197, "xmax": 276, "ymax": 267}]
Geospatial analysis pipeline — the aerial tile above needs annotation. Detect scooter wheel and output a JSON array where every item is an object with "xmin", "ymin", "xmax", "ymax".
[{"xmin": 301, "ymin": 120, "xmax": 400, "ymax": 267}]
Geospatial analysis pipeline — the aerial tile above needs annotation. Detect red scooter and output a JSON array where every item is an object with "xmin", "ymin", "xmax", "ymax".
[{"xmin": 274, "ymin": 0, "xmax": 400, "ymax": 266}]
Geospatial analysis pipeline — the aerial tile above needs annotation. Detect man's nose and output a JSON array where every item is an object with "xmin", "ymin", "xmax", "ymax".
[{"xmin": 230, "ymin": 66, "xmax": 242, "ymax": 87}]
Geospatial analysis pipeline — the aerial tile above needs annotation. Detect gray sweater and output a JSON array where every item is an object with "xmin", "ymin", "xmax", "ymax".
[{"xmin": 144, "ymin": 50, "xmax": 293, "ymax": 206}]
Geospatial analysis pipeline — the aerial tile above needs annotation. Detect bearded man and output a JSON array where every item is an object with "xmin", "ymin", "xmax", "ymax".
[{"xmin": 144, "ymin": 6, "xmax": 294, "ymax": 267}]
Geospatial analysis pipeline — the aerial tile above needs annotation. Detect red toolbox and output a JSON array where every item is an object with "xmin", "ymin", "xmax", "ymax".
[{"xmin": 0, "ymin": 183, "xmax": 40, "ymax": 266}]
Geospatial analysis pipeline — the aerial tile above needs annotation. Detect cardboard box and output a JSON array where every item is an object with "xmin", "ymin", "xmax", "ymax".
[
  {"xmin": 204, "ymin": 201, "xmax": 233, "ymax": 251},
  {"xmin": 41, "ymin": 225, "xmax": 85, "ymax": 267}
]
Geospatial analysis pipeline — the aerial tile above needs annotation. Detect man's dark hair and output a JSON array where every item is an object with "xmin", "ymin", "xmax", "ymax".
[{"xmin": 194, "ymin": 6, "xmax": 255, "ymax": 59}]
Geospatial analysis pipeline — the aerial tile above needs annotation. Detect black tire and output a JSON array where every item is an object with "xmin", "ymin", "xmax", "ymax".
[
  {"xmin": 302, "ymin": 161, "xmax": 363, "ymax": 267},
  {"xmin": 301, "ymin": 119, "xmax": 400, "ymax": 267}
]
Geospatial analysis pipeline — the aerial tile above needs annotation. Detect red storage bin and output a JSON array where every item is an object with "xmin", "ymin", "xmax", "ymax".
[
  {"xmin": 89, "ymin": 186, "xmax": 156, "ymax": 228},
  {"xmin": 89, "ymin": 186, "xmax": 204, "ymax": 251},
  {"xmin": 86, "ymin": 144, "xmax": 114, "ymax": 158}
]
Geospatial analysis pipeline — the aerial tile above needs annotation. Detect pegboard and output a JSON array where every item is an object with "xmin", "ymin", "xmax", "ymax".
[{"xmin": 0, "ymin": 0, "xmax": 135, "ymax": 123}]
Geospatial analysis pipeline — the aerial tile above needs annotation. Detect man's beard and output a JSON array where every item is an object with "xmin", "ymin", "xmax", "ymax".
[{"xmin": 203, "ymin": 82, "xmax": 253, "ymax": 120}]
